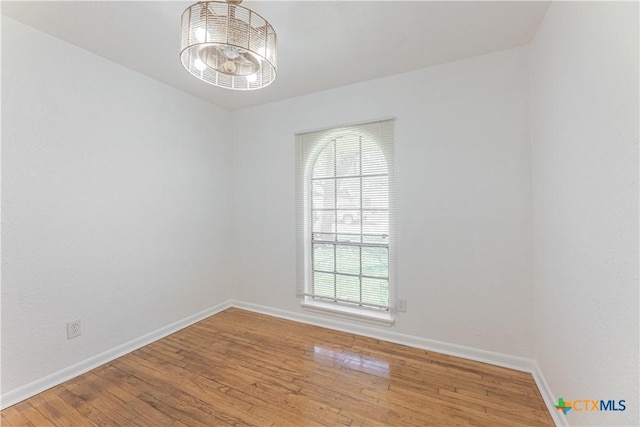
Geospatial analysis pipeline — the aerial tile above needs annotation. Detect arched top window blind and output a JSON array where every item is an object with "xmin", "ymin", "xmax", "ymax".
[{"xmin": 295, "ymin": 119, "xmax": 396, "ymax": 312}]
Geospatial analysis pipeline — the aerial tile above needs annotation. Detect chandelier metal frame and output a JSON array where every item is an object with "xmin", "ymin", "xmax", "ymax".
[{"xmin": 180, "ymin": 1, "xmax": 277, "ymax": 90}]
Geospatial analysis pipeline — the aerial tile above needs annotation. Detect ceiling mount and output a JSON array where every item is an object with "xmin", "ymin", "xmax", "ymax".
[{"xmin": 180, "ymin": 0, "xmax": 277, "ymax": 90}]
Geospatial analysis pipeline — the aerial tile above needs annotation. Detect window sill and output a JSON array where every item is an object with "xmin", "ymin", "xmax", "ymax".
[{"xmin": 302, "ymin": 300, "xmax": 395, "ymax": 327}]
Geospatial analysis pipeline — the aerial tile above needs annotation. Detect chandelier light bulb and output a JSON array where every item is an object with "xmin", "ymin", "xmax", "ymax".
[
  {"xmin": 223, "ymin": 60, "xmax": 237, "ymax": 74},
  {"xmin": 246, "ymin": 73, "xmax": 257, "ymax": 83}
]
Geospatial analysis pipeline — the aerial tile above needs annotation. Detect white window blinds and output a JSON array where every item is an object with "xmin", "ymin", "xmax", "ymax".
[{"xmin": 296, "ymin": 119, "xmax": 396, "ymax": 311}]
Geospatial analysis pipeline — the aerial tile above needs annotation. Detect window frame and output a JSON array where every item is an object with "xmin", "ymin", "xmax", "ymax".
[{"xmin": 295, "ymin": 120, "xmax": 396, "ymax": 324}]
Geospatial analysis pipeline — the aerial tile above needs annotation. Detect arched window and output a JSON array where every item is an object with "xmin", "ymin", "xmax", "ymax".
[{"xmin": 296, "ymin": 120, "xmax": 395, "ymax": 321}]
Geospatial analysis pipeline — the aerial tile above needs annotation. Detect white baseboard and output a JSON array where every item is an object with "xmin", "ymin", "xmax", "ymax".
[
  {"xmin": 531, "ymin": 360, "xmax": 568, "ymax": 427},
  {"xmin": 0, "ymin": 301, "xmax": 232, "ymax": 410}
]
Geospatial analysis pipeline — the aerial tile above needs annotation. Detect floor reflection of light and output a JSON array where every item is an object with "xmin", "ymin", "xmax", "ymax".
[{"xmin": 313, "ymin": 345, "xmax": 390, "ymax": 377}]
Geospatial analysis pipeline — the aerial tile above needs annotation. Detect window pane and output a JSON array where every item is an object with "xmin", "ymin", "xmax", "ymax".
[
  {"xmin": 336, "ymin": 274, "xmax": 360, "ymax": 303},
  {"xmin": 335, "ymin": 136, "xmax": 360, "ymax": 176},
  {"xmin": 337, "ymin": 233, "xmax": 361, "ymax": 243},
  {"xmin": 362, "ymin": 234, "xmax": 388, "ymax": 244},
  {"xmin": 336, "ymin": 245, "xmax": 360, "ymax": 275},
  {"xmin": 313, "ymin": 243, "xmax": 334, "ymax": 272},
  {"xmin": 362, "ymin": 176, "xmax": 388, "ymax": 210},
  {"xmin": 361, "ymin": 277, "xmax": 389, "ymax": 306},
  {"xmin": 312, "ymin": 179, "xmax": 335, "ymax": 209},
  {"xmin": 313, "ymin": 211, "xmax": 335, "ymax": 233},
  {"xmin": 313, "ymin": 233, "xmax": 336, "ymax": 242},
  {"xmin": 361, "ymin": 139, "xmax": 387, "ymax": 175},
  {"xmin": 336, "ymin": 178, "xmax": 360, "ymax": 209},
  {"xmin": 362, "ymin": 247, "xmax": 388, "ymax": 278},
  {"xmin": 313, "ymin": 272, "xmax": 335, "ymax": 298},
  {"xmin": 313, "ymin": 141, "xmax": 335, "ymax": 179},
  {"xmin": 336, "ymin": 210, "xmax": 360, "ymax": 234},
  {"xmin": 362, "ymin": 210, "xmax": 388, "ymax": 235}
]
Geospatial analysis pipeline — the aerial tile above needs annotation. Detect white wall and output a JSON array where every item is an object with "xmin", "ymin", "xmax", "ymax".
[
  {"xmin": 231, "ymin": 46, "xmax": 534, "ymax": 358},
  {"xmin": 4, "ymin": 3, "xmax": 638, "ymax": 422},
  {"xmin": 530, "ymin": 2, "xmax": 639, "ymax": 426},
  {"xmin": 1, "ymin": 18, "xmax": 233, "ymax": 393}
]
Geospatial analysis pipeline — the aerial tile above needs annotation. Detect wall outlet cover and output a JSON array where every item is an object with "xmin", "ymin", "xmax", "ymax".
[{"xmin": 67, "ymin": 320, "xmax": 81, "ymax": 339}]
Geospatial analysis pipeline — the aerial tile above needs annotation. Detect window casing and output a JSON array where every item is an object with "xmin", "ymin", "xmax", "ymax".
[{"xmin": 296, "ymin": 120, "xmax": 396, "ymax": 318}]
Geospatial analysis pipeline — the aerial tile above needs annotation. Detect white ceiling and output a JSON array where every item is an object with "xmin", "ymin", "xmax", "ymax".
[{"xmin": 2, "ymin": 1, "xmax": 549, "ymax": 111}]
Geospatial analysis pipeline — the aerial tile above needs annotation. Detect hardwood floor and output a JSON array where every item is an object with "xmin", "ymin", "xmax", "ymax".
[{"xmin": 1, "ymin": 308, "xmax": 554, "ymax": 426}]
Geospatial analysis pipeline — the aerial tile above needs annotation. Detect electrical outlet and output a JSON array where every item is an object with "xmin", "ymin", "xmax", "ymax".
[
  {"xmin": 397, "ymin": 298, "xmax": 407, "ymax": 312},
  {"xmin": 67, "ymin": 320, "xmax": 81, "ymax": 339}
]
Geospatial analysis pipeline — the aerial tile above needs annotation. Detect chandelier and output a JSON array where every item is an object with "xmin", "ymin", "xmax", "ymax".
[{"xmin": 180, "ymin": 0, "xmax": 277, "ymax": 90}]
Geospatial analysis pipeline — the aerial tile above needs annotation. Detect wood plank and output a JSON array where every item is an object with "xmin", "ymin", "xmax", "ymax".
[
  {"xmin": 0, "ymin": 405, "xmax": 36, "ymax": 427},
  {"xmin": 27, "ymin": 393, "xmax": 95, "ymax": 427},
  {"xmin": 1, "ymin": 308, "xmax": 554, "ymax": 426},
  {"xmin": 9, "ymin": 402, "xmax": 55, "ymax": 427}
]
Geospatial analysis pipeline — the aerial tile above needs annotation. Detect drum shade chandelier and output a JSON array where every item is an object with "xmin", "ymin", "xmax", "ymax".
[{"xmin": 180, "ymin": 0, "xmax": 277, "ymax": 90}]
